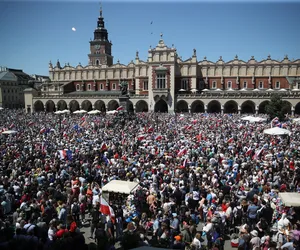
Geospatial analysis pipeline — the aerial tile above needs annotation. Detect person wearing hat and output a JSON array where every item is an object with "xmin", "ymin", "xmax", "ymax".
[{"xmin": 173, "ymin": 235, "xmax": 185, "ymax": 249}]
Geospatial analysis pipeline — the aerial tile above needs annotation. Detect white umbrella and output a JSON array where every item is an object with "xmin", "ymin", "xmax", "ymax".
[
  {"xmin": 191, "ymin": 88, "xmax": 198, "ymax": 93},
  {"xmin": 62, "ymin": 109, "xmax": 70, "ymax": 114},
  {"xmin": 2, "ymin": 130, "xmax": 18, "ymax": 135},
  {"xmin": 88, "ymin": 110, "xmax": 101, "ymax": 115},
  {"xmin": 179, "ymin": 89, "xmax": 186, "ymax": 92},
  {"xmin": 54, "ymin": 110, "xmax": 63, "ymax": 114},
  {"xmin": 292, "ymin": 88, "xmax": 300, "ymax": 91},
  {"xmin": 0, "ymin": 107, "xmax": 4, "ymax": 110},
  {"xmin": 226, "ymin": 88, "xmax": 235, "ymax": 91},
  {"xmin": 266, "ymin": 88, "xmax": 274, "ymax": 92},
  {"xmin": 239, "ymin": 88, "xmax": 247, "ymax": 91},
  {"xmin": 253, "ymin": 88, "xmax": 260, "ymax": 91},
  {"xmin": 73, "ymin": 110, "xmax": 87, "ymax": 114},
  {"xmin": 278, "ymin": 89, "xmax": 287, "ymax": 92},
  {"xmin": 202, "ymin": 89, "xmax": 209, "ymax": 92},
  {"xmin": 215, "ymin": 88, "xmax": 222, "ymax": 91},
  {"xmin": 263, "ymin": 127, "xmax": 291, "ymax": 136},
  {"xmin": 106, "ymin": 110, "xmax": 118, "ymax": 115}
]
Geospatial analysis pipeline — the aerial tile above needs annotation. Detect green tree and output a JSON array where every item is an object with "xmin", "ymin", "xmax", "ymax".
[{"xmin": 265, "ymin": 93, "xmax": 290, "ymax": 121}]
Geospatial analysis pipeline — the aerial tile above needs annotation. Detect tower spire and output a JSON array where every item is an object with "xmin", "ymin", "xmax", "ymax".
[{"xmin": 99, "ymin": 1, "xmax": 102, "ymax": 17}]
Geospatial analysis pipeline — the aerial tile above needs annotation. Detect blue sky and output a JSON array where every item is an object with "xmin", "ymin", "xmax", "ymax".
[{"xmin": 0, "ymin": 0, "xmax": 300, "ymax": 76}]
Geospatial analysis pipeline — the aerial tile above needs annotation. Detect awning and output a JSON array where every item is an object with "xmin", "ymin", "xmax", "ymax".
[
  {"xmin": 102, "ymin": 180, "xmax": 139, "ymax": 194},
  {"xmin": 278, "ymin": 192, "xmax": 300, "ymax": 207}
]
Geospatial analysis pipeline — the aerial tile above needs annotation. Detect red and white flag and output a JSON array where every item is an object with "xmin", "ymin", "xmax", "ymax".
[
  {"xmin": 246, "ymin": 147, "xmax": 252, "ymax": 156},
  {"xmin": 227, "ymin": 137, "xmax": 234, "ymax": 144},
  {"xmin": 252, "ymin": 148, "xmax": 264, "ymax": 160},
  {"xmin": 100, "ymin": 196, "xmax": 115, "ymax": 223},
  {"xmin": 58, "ymin": 150, "xmax": 67, "ymax": 159},
  {"xmin": 116, "ymin": 106, "xmax": 124, "ymax": 111}
]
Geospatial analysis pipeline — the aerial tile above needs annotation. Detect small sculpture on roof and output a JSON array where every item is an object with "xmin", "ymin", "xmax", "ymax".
[{"xmin": 193, "ymin": 48, "xmax": 196, "ymax": 57}]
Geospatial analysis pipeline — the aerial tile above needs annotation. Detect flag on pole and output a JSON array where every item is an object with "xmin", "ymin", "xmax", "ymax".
[
  {"xmin": 58, "ymin": 150, "xmax": 67, "ymax": 159},
  {"xmin": 100, "ymin": 196, "xmax": 115, "ymax": 223},
  {"xmin": 116, "ymin": 106, "xmax": 124, "ymax": 111}
]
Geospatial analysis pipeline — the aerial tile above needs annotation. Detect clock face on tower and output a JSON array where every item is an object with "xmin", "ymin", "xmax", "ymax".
[{"xmin": 94, "ymin": 45, "xmax": 100, "ymax": 50}]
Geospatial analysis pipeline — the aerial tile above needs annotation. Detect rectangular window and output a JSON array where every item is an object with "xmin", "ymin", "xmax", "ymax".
[
  {"xmin": 156, "ymin": 74, "xmax": 166, "ymax": 89},
  {"xmin": 143, "ymin": 80, "xmax": 148, "ymax": 90},
  {"xmin": 212, "ymin": 81, "xmax": 217, "ymax": 89},
  {"xmin": 243, "ymin": 81, "xmax": 247, "ymax": 89},
  {"xmin": 76, "ymin": 84, "xmax": 80, "ymax": 91},
  {"xmin": 43, "ymin": 86, "xmax": 47, "ymax": 91},
  {"xmin": 181, "ymin": 79, "xmax": 189, "ymax": 90},
  {"xmin": 298, "ymin": 82, "xmax": 300, "ymax": 89},
  {"xmin": 112, "ymin": 83, "xmax": 116, "ymax": 90},
  {"xmin": 275, "ymin": 81, "xmax": 280, "ymax": 89},
  {"xmin": 100, "ymin": 83, "xmax": 103, "ymax": 90},
  {"xmin": 259, "ymin": 81, "xmax": 263, "ymax": 89},
  {"xmin": 227, "ymin": 81, "xmax": 232, "ymax": 89},
  {"xmin": 54, "ymin": 85, "xmax": 58, "ymax": 91},
  {"xmin": 87, "ymin": 84, "xmax": 91, "ymax": 90}
]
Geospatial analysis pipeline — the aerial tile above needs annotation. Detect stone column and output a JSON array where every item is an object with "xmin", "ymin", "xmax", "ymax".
[
  {"xmin": 188, "ymin": 104, "xmax": 191, "ymax": 114},
  {"xmin": 255, "ymin": 105, "xmax": 259, "ymax": 115},
  {"xmin": 292, "ymin": 106, "xmax": 295, "ymax": 116},
  {"xmin": 204, "ymin": 104, "xmax": 208, "ymax": 113},
  {"xmin": 221, "ymin": 105, "xmax": 224, "ymax": 115},
  {"xmin": 238, "ymin": 106, "xmax": 241, "ymax": 115}
]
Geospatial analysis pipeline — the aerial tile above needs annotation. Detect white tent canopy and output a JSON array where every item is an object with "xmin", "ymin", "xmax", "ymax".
[
  {"xmin": 278, "ymin": 192, "xmax": 300, "ymax": 207},
  {"xmin": 88, "ymin": 109, "xmax": 101, "ymax": 115},
  {"xmin": 73, "ymin": 110, "xmax": 87, "ymax": 114},
  {"xmin": 241, "ymin": 116, "xmax": 267, "ymax": 122},
  {"xmin": 102, "ymin": 180, "xmax": 139, "ymax": 194},
  {"xmin": 263, "ymin": 127, "xmax": 291, "ymax": 136},
  {"xmin": 2, "ymin": 130, "xmax": 18, "ymax": 135}
]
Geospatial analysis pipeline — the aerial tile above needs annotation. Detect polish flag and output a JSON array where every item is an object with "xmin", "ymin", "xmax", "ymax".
[
  {"xmin": 9, "ymin": 123, "xmax": 15, "ymax": 129},
  {"xmin": 186, "ymin": 125, "xmax": 193, "ymax": 130},
  {"xmin": 116, "ymin": 106, "xmax": 124, "ymax": 111},
  {"xmin": 177, "ymin": 148, "xmax": 187, "ymax": 157},
  {"xmin": 147, "ymin": 127, "xmax": 154, "ymax": 133},
  {"xmin": 28, "ymin": 121, "xmax": 35, "ymax": 126},
  {"xmin": 227, "ymin": 137, "xmax": 234, "ymax": 143},
  {"xmin": 179, "ymin": 117, "xmax": 184, "ymax": 121},
  {"xmin": 137, "ymin": 134, "xmax": 145, "ymax": 141},
  {"xmin": 246, "ymin": 147, "xmax": 252, "ymax": 156},
  {"xmin": 40, "ymin": 127, "xmax": 46, "ymax": 134},
  {"xmin": 100, "ymin": 196, "xmax": 115, "ymax": 223},
  {"xmin": 252, "ymin": 148, "xmax": 264, "ymax": 160},
  {"xmin": 81, "ymin": 120, "xmax": 87, "ymax": 127},
  {"xmin": 58, "ymin": 150, "xmax": 67, "ymax": 159},
  {"xmin": 155, "ymin": 135, "xmax": 162, "ymax": 141},
  {"xmin": 191, "ymin": 119, "xmax": 198, "ymax": 125}
]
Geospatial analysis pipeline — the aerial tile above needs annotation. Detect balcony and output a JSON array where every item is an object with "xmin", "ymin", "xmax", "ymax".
[{"xmin": 152, "ymin": 88, "xmax": 169, "ymax": 96}]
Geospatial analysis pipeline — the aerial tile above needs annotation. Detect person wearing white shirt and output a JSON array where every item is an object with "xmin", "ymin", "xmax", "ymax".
[{"xmin": 192, "ymin": 233, "xmax": 202, "ymax": 250}]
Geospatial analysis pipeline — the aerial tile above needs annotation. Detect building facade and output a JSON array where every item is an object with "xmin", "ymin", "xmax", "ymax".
[
  {"xmin": 0, "ymin": 67, "xmax": 34, "ymax": 109},
  {"xmin": 26, "ymin": 8, "xmax": 300, "ymax": 115}
]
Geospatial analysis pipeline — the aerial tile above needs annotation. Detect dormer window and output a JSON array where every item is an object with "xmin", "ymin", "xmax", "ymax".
[
  {"xmin": 76, "ymin": 84, "xmax": 80, "ymax": 91},
  {"xmin": 100, "ymin": 83, "xmax": 103, "ymax": 90},
  {"xmin": 112, "ymin": 83, "xmax": 116, "ymax": 90},
  {"xmin": 259, "ymin": 81, "xmax": 263, "ymax": 89},
  {"xmin": 275, "ymin": 81, "xmax": 280, "ymax": 89},
  {"xmin": 243, "ymin": 81, "xmax": 247, "ymax": 89}
]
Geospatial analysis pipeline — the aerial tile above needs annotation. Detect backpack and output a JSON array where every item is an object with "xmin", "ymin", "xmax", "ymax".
[
  {"xmin": 235, "ymin": 207, "xmax": 243, "ymax": 221},
  {"xmin": 72, "ymin": 203, "xmax": 80, "ymax": 215}
]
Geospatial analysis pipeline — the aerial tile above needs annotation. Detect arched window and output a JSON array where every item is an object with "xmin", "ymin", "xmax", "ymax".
[{"xmin": 96, "ymin": 60, "xmax": 99, "ymax": 66}]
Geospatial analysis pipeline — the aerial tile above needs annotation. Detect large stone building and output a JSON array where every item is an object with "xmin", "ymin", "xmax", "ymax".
[
  {"xmin": 0, "ymin": 67, "xmax": 34, "ymax": 109},
  {"xmin": 26, "ymin": 7, "xmax": 300, "ymax": 115}
]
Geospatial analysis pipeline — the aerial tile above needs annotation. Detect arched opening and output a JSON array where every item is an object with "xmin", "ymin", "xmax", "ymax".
[
  {"xmin": 241, "ymin": 100, "xmax": 255, "ymax": 114},
  {"xmin": 176, "ymin": 100, "xmax": 189, "ymax": 113},
  {"xmin": 128, "ymin": 101, "xmax": 134, "ymax": 113},
  {"xmin": 108, "ymin": 100, "xmax": 119, "ymax": 111},
  {"xmin": 34, "ymin": 100, "xmax": 44, "ymax": 112},
  {"xmin": 95, "ymin": 100, "xmax": 106, "ymax": 112},
  {"xmin": 191, "ymin": 100, "xmax": 205, "ymax": 113},
  {"xmin": 155, "ymin": 99, "xmax": 168, "ymax": 113},
  {"xmin": 96, "ymin": 60, "xmax": 99, "ymax": 66},
  {"xmin": 136, "ymin": 100, "xmax": 149, "ymax": 112},
  {"xmin": 224, "ymin": 100, "xmax": 238, "ymax": 114},
  {"xmin": 207, "ymin": 100, "xmax": 221, "ymax": 113},
  {"xmin": 57, "ymin": 100, "xmax": 67, "ymax": 111},
  {"xmin": 45, "ymin": 100, "xmax": 56, "ymax": 112},
  {"xmin": 82, "ymin": 100, "xmax": 93, "ymax": 112},
  {"xmin": 295, "ymin": 102, "xmax": 300, "ymax": 115},
  {"xmin": 282, "ymin": 101, "xmax": 291, "ymax": 114},
  {"xmin": 258, "ymin": 101, "xmax": 270, "ymax": 114},
  {"xmin": 69, "ymin": 100, "xmax": 80, "ymax": 112}
]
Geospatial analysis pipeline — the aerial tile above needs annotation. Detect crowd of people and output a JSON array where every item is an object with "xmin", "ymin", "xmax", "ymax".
[{"xmin": 0, "ymin": 108, "xmax": 300, "ymax": 250}]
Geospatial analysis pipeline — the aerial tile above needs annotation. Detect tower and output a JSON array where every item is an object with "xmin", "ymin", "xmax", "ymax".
[{"xmin": 88, "ymin": 4, "xmax": 113, "ymax": 66}]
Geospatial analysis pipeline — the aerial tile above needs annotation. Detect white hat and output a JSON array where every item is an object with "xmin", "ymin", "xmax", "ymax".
[{"xmin": 250, "ymin": 230, "xmax": 258, "ymax": 237}]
